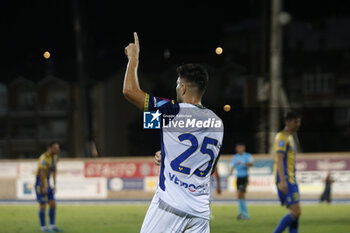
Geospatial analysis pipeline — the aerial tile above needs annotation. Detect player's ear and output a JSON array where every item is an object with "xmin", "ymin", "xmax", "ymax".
[{"xmin": 180, "ymin": 82, "xmax": 187, "ymax": 96}]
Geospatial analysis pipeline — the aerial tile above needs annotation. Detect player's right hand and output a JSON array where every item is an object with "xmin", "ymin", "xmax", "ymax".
[
  {"xmin": 217, "ymin": 186, "xmax": 221, "ymax": 194},
  {"xmin": 154, "ymin": 150, "xmax": 161, "ymax": 166},
  {"xmin": 124, "ymin": 32, "xmax": 140, "ymax": 60},
  {"xmin": 280, "ymin": 180, "xmax": 288, "ymax": 194},
  {"xmin": 42, "ymin": 187, "xmax": 47, "ymax": 195}
]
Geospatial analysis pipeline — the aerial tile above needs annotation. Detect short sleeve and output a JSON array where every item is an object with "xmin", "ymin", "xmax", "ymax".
[
  {"xmin": 144, "ymin": 93, "xmax": 179, "ymax": 115},
  {"xmin": 274, "ymin": 133, "xmax": 288, "ymax": 154},
  {"xmin": 38, "ymin": 156, "xmax": 47, "ymax": 170},
  {"xmin": 248, "ymin": 153, "xmax": 254, "ymax": 163},
  {"xmin": 233, "ymin": 155, "xmax": 238, "ymax": 167}
]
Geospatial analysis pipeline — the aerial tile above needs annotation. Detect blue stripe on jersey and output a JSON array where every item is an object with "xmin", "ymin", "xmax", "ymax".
[
  {"xmin": 159, "ymin": 129, "xmax": 166, "ymax": 191},
  {"xmin": 156, "ymin": 100, "xmax": 168, "ymax": 107},
  {"xmin": 276, "ymin": 150, "xmax": 286, "ymax": 154},
  {"xmin": 283, "ymin": 146, "xmax": 289, "ymax": 181}
]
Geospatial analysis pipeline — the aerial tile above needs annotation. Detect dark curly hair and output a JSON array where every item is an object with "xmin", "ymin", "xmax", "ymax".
[
  {"xmin": 284, "ymin": 111, "xmax": 301, "ymax": 121},
  {"xmin": 176, "ymin": 64, "xmax": 209, "ymax": 95},
  {"xmin": 48, "ymin": 141, "xmax": 59, "ymax": 148}
]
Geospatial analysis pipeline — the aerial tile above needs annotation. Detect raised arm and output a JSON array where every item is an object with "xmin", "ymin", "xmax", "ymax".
[{"xmin": 123, "ymin": 32, "xmax": 146, "ymax": 110}]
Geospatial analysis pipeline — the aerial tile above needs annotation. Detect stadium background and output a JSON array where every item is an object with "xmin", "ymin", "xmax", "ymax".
[{"xmin": 1, "ymin": 153, "xmax": 350, "ymax": 201}]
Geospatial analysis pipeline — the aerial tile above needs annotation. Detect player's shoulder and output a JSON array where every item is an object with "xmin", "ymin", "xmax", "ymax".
[
  {"xmin": 210, "ymin": 108, "xmax": 223, "ymax": 122},
  {"xmin": 207, "ymin": 108, "xmax": 224, "ymax": 134},
  {"xmin": 202, "ymin": 106, "xmax": 224, "ymax": 126},
  {"xmin": 178, "ymin": 103, "xmax": 223, "ymax": 124},
  {"xmin": 275, "ymin": 131, "xmax": 288, "ymax": 141},
  {"xmin": 38, "ymin": 153, "xmax": 49, "ymax": 166},
  {"xmin": 38, "ymin": 152, "xmax": 48, "ymax": 160}
]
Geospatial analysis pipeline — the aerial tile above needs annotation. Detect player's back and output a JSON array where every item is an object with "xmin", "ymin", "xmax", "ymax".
[
  {"xmin": 158, "ymin": 103, "xmax": 224, "ymax": 219},
  {"xmin": 35, "ymin": 153, "xmax": 49, "ymax": 177},
  {"xmin": 35, "ymin": 152, "xmax": 57, "ymax": 179},
  {"xmin": 273, "ymin": 130, "xmax": 297, "ymax": 184}
]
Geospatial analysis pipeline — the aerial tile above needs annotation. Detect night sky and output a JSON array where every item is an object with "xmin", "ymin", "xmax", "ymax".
[
  {"xmin": 1, "ymin": 0, "xmax": 350, "ymax": 156},
  {"xmin": 1, "ymin": 0, "xmax": 350, "ymax": 83}
]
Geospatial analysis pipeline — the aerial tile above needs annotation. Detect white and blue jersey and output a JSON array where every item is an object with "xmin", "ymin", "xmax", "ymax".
[
  {"xmin": 232, "ymin": 152, "xmax": 253, "ymax": 178},
  {"xmin": 144, "ymin": 93, "xmax": 224, "ymax": 220}
]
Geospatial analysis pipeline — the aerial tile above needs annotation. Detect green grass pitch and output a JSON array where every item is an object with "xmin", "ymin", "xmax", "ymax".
[{"xmin": 0, "ymin": 204, "xmax": 349, "ymax": 233}]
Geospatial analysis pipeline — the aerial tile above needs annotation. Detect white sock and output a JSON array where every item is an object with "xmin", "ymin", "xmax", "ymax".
[
  {"xmin": 41, "ymin": 226, "xmax": 47, "ymax": 231},
  {"xmin": 50, "ymin": 225, "xmax": 56, "ymax": 229}
]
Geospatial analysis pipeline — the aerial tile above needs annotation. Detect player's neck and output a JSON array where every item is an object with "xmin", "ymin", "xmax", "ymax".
[
  {"xmin": 181, "ymin": 95, "xmax": 202, "ymax": 106},
  {"xmin": 283, "ymin": 127, "xmax": 295, "ymax": 134}
]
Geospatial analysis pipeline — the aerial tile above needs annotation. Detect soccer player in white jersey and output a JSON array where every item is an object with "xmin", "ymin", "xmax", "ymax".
[{"xmin": 123, "ymin": 32, "xmax": 224, "ymax": 233}]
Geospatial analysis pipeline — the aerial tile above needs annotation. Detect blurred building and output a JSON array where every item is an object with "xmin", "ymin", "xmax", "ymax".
[
  {"xmin": 1, "ymin": 14, "xmax": 350, "ymax": 157},
  {"xmin": 0, "ymin": 75, "xmax": 87, "ymax": 158},
  {"xmin": 219, "ymin": 17, "xmax": 350, "ymax": 153}
]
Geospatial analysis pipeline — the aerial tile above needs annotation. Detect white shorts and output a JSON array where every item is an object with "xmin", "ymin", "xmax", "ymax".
[{"xmin": 140, "ymin": 194, "xmax": 210, "ymax": 233}]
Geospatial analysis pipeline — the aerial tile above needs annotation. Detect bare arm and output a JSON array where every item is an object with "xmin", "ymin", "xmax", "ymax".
[
  {"xmin": 215, "ymin": 166, "xmax": 221, "ymax": 194},
  {"xmin": 39, "ymin": 169, "xmax": 47, "ymax": 195},
  {"xmin": 52, "ymin": 169, "xmax": 57, "ymax": 186},
  {"xmin": 123, "ymin": 32, "xmax": 146, "ymax": 111},
  {"xmin": 229, "ymin": 166, "xmax": 234, "ymax": 175},
  {"xmin": 154, "ymin": 150, "xmax": 161, "ymax": 166},
  {"xmin": 277, "ymin": 152, "xmax": 287, "ymax": 194}
]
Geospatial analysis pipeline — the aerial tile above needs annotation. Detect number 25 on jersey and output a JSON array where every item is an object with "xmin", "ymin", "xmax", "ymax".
[{"xmin": 170, "ymin": 133, "xmax": 218, "ymax": 178}]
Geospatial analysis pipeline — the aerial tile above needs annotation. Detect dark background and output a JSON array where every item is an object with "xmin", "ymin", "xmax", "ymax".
[{"xmin": 1, "ymin": 0, "xmax": 350, "ymax": 157}]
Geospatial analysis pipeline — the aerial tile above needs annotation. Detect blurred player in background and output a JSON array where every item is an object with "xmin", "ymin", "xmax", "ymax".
[
  {"xmin": 210, "ymin": 166, "xmax": 221, "ymax": 220},
  {"xmin": 229, "ymin": 143, "xmax": 253, "ymax": 220},
  {"xmin": 273, "ymin": 111, "xmax": 301, "ymax": 233},
  {"xmin": 35, "ymin": 141, "xmax": 63, "ymax": 232},
  {"xmin": 123, "ymin": 32, "xmax": 224, "ymax": 233},
  {"xmin": 320, "ymin": 171, "xmax": 334, "ymax": 203},
  {"xmin": 212, "ymin": 166, "xmax": 221, "ymax": 195}
]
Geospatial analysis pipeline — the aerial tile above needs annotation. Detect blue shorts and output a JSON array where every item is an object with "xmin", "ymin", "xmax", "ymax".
[
  {"xmin": 35, "ymin": 184, "xmax": 55, "ymax": 204},
  {"xmin": 276, "ymin": 182, "xmax": 300, "ymax": 207}
]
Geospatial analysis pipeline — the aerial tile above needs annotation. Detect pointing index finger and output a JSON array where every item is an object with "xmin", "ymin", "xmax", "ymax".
[{"xmin": 134, "ymin": 32, "xmax": 139, "ymax": 48}]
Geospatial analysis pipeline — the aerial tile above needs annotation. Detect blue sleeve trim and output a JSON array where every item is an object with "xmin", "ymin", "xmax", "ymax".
[
  {"xmin": 278, "ymin": 140, "xmax": 285, "ymax": 147},
  {"xmin": 159, "ymin": 130, "xmax": 166, "ymax": 191},
  {"xmin": 156, "ymin": 100, "xmax": 169, "ymax": 107},
  {"xmin": 276, "ymin": 150, "xmax": 286, "ymax": 154}
]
